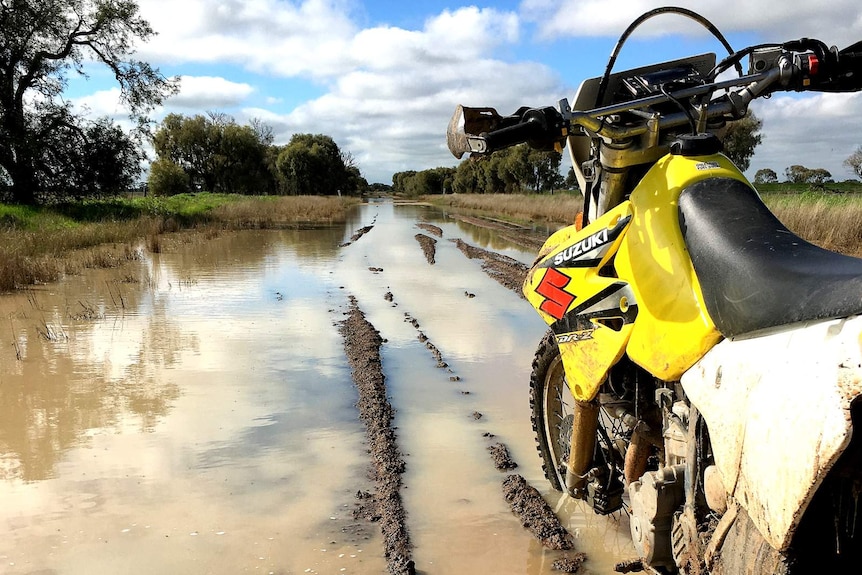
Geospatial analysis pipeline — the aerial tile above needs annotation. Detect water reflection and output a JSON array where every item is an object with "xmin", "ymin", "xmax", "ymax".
[{"xmin": 0, "ymin": 202, "xmax": 631, "ymax": 574}]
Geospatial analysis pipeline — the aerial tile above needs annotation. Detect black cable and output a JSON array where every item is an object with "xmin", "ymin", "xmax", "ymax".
[
  {"xmin": 660, "ymin": 82, "xmax": 698, "ymax": 134},
  {"xmin": 595, "ymin": 7, "xmax": 739, "ymax": 107},
  {"xmin": 709, "ymin": 43, "xmax": 781, "ymax": 80}
]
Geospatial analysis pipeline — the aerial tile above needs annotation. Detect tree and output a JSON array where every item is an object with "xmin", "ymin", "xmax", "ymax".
[
  {"xmin": 845, "ymin": 146, "xmax": 862, "ymax": 179},
  {"xmin": 784, "ymin": 165, "xmax": 833, "ymax": 185},
  {"xmin": 276, "ymin": 134, "xmax": 362, "ymax": 196},
  {"xmin": 785, "ymin": 165, "xmax": 811, "ymax": 184},
  {"xmin": 722, "ymin": 111, "xmax": 763, "ymax": 172},
  {"xmin": 753, "ymin": 168, "xmax": 778, "ymax": 184},
  {"xmin": 0, "ymin": 0, "xmax": 178, "ymax": 204},
  {"xmin": 148, "ymin": 158, "xmax": 190, "ymax": 196},
  {"xmin": 449, "ymin": 144, "xmax": 563, "ymax": 194},
  {"xmin": 151, "ymin": 113, "xmax": 280, "ymax": 195}
]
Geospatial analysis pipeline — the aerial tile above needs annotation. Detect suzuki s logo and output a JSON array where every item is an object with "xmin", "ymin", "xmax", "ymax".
[{"xmin": 535, "ymin": 268, "xmax": 575, "ymax": 320}]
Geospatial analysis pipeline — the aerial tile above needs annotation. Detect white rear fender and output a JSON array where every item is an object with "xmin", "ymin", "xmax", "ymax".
[{"xmin": 681, "ymin": 315, "xmax": 862, "ymax": 551}]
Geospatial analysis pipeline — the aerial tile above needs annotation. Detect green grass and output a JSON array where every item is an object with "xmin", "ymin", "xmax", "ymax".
[{"xmin": 0, "ymin": 194, "xmax": 359, "ymax": 292}]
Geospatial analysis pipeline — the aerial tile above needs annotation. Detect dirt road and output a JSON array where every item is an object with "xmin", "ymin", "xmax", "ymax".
[{"xmin": 335, "ymin": 204, "xmax": 623, "ymax": 574}]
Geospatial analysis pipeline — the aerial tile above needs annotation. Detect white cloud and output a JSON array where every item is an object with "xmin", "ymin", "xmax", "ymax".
[
  {"xmin": 168, "ymin": 76, "xmax": 256, "ymax": 109},
  {"xmin": 521, "ymin": 0, "xmax": 862, "ymax": 47},
  {"xmin": 136, "ymin": 0, "xmax": 357, "ymax": 77},
  {"xmin": 71, "ymin": 87, "xmax": 126, "ymax": 116},
  {"xmin": 749, "ymin": 92, "xmax": 862, "ymax": 180}
]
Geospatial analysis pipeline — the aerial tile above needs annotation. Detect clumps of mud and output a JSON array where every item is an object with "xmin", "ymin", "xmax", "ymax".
[
  {"xmin": 341, "ymin": 224, "xmax": 375, "ymax": 247},
  {"xmin": 339, "ymin": 297, "xmax": 414, "ymax": 575},
  {"xmin": 502, "ymin": 474, "xmax": 575, "ymax": 551},
  {"xmin": 416, "ymin": 223, "xmax": 443, "ymax": 237},
  {"xmin": 451, "ymin": 238, "xmax": 528, "ymax": 297},
  {"xmin": 414, "ymin": 234, "xmax": 437, "ymax": 265},
  {"xmin": 404, "ymin": 312, "xmax": 452, "ymax": 371},
  {"xmin": 554, "ymin": 553, "xmax": 588, "ymax": 572},
  {"xmin": 488, "ymin": 443, "xmax": 518, "ymax": 471}
]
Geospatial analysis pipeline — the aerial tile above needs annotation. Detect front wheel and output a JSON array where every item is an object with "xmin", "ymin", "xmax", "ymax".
[
  {"xmin": 529, "ymin": 330, "xmax": 631, "ymax": 513},
  {"xmin": 529, "ymin": 330, "xmax": 572, "ymax": 491}
]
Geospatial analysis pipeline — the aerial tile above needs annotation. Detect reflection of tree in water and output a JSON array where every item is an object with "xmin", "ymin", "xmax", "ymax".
[{"xmin": 0, "ymin": 281, "xmax": 191, "ymax": 482}]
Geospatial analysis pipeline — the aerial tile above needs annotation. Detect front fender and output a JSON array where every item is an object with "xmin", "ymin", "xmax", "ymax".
[{"xmin": 681, "ymin": 315, "xmax": 862, "ymax": 551}]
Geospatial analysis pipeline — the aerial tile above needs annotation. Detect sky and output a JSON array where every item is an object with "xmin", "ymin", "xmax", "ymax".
[{"xmin": 68, "ymin": 0, "xmax": 862, "ymax": 185}]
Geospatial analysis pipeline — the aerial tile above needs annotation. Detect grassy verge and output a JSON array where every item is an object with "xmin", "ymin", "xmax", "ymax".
[{"xmin": 0, "ymin": 194, "xmax": 358, "ymax": 292}]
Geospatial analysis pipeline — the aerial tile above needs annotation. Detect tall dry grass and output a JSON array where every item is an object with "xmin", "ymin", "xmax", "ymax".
[
  {"xmin": 765, "ymin": 194, "xmax": 862, "ymax": 256},
  {"xmin": 209, "ymin": 195, "xmax": 356, "ymax": 228},
  {"xmin": 0, "ymin": 218, "xmax": 161, "ymax": 291}
]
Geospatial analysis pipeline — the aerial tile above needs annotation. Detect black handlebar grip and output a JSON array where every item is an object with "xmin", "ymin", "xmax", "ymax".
[
  {"xmin": 481, "ymin": 106, "xmax": 566, "ymax": 153},
  {"xmin": 482, "ymin": 119, "xmax": 545, "ymax": 152}
]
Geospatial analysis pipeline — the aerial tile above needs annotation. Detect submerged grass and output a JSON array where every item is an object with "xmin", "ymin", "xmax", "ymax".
[{"xmin": 0, "ymin": 194, "xmax": 358, "ymax": 292}]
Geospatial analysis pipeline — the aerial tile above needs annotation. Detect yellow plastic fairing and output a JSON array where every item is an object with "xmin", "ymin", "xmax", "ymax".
[
  {"xmin": 617, "ymin": 153, "xmax": 746, "ymax": 380},
  {"xmin": 524, "ymin": 203, "xmax": 635, "ymax": 401}
]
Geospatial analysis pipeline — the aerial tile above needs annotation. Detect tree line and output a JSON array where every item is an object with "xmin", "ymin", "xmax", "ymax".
[
  {"xmin": 148, "ymin": 113, "xmax": 366, "ymax": 196},
  {"xmin": 393, "ymin": 145, "xmax": 565, "ymax": 197}
]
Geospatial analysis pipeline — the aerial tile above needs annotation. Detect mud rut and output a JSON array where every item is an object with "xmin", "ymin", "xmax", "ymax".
[{"xmin": 338, "ymin": 215, "xmax": 594, "ymax": 574}]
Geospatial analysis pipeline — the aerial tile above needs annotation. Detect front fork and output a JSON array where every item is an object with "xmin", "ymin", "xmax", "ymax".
[{"xmin": 565, "ymin": 400, "xmax": 599, "ymax": 496}]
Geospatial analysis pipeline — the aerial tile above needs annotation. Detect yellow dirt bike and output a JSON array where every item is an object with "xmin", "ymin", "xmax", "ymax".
[{"xmin": 448, "ymin": 7, "xmax": 862, "ymax": 574}]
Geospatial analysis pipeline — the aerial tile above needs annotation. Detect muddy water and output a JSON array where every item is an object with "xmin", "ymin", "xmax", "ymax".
[{"xmin": 0, "ymin": 201, "xmax": 633, "ymax": 574}]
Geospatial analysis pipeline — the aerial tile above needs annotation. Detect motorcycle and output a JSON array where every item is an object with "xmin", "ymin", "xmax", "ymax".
[{"xmin": 447, "ymin": 7, "xmax": 862, "ymax": 574}]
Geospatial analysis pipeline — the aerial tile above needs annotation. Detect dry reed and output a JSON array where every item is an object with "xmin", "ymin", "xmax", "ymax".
[
  {"xmin": 209, "ymin": 195, "xmax": 355, "ymax": 228},
  {"xmin": 766, "ymin": 195, "xmax": 862, "ymax": 256}
]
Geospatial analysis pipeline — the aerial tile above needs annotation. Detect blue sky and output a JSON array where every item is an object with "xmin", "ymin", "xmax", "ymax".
[{"xmin": 70, "ymin": 0, "xmax": 862, "ymax": 185}]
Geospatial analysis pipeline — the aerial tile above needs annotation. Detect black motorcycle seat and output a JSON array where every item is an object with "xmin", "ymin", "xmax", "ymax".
[{"xmin": 677, "ymin": 177, "xmax": 862, "ymax": 338}]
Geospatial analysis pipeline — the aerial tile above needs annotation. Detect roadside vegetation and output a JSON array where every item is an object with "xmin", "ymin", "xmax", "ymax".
[
  {"xmin": 430, "ymin": 185, "xmax": 862, "ymax": 257},
  {"xmin": 0, "ymin": 194, "xmax": 357, "ymax": 292}
]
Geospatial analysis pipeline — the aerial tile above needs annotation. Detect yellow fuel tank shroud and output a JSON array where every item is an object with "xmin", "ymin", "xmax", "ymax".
[
  {"xmin": 524, "ymin": 203, "xmax": 636, "ymax": 401},
  {"xmin": 618, "ymin": 153, "xmax": 750, "ymax": 381},
  {"xmin": 524, "ymin": 152, "xmax": 751, "ymax": 400}
]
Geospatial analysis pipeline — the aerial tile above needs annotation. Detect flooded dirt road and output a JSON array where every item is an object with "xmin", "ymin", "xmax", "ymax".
[{"xmin": 0, "ymin": 201, "xmax": 634, "ymax": 574}]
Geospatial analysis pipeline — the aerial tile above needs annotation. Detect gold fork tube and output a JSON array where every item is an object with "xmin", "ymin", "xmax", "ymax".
[{"xmin": 565, "ymin": 400, "xmax": 599, "ymax": 496}]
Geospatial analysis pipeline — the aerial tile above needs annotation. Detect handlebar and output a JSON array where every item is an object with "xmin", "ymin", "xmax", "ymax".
[{"xmin": 447, "ymin": 37, "xmax": 862, "ymax": 159}]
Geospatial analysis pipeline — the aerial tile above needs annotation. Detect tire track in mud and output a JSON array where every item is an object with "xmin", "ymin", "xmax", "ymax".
[
  {"xmin": 444, "ymin": 229, "xmax": 589, "ymax": 570},
  {"xmin": 414, "ymin": 224, "xmax": 442, "ymax": 265},
  {"xmin": 450, "ymin": 238, "xmax": 529, "ymax": 297},
  {"xmin": 339, "ymin": 218, "xmax": 583, "ymax": 572},
  {"xmin": 393, "ymin": 275, "xmax": 585, "ymax": 569},
  {"xmin": 339, "ymin": 296, "xmax": 415, "ymax": 575}
]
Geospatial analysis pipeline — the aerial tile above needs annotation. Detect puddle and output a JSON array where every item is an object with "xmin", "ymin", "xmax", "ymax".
[{"xmin": 0, "ymin": 201, "xmax": 634, "ymax": 574}]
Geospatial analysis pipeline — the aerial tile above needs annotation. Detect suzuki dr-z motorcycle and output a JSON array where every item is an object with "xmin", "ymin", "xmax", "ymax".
[{"xmin": 447, "ymin": 7, "xmax": 862, "ymax": 574}]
